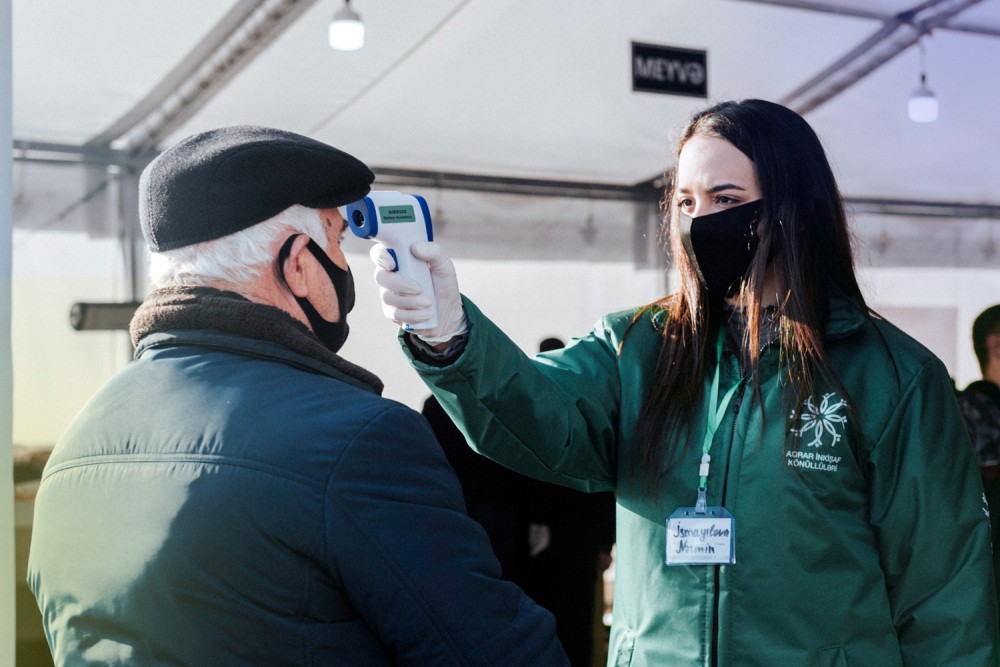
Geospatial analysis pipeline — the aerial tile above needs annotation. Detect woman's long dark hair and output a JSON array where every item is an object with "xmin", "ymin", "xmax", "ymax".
[{"xmin": 632, "ymin": 99, "xmax": 867, "ymax": 492}]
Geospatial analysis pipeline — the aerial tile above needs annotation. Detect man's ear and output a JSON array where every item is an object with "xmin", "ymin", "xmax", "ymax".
[{"xmin": 280, "ymin": 234, "xmax": 313, "ymax": 298}]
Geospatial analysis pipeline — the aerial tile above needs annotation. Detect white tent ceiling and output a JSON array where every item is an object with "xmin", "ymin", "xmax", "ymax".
[{"xmin": 11, "ymin": 0, "xmax": 1000, "ymax": 206}]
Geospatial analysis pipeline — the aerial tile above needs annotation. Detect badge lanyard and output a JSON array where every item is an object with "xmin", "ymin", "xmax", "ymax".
[
  {"xmin": 696, "ymin": 328, "xmax": 744, "ymax": 513},
  {"xmin": 665, "ymin": 327, "xmax": 743, "ymax": 566}
]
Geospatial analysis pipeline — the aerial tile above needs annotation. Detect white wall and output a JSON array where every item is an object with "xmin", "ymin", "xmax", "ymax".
[
  {"xmin": 12, "ymin": 243, "xmax": 1000, "ymax": 448},
  {"xmin": 12, "ymin": 230, "xmax": 132, "ymax": 447},
  {"xmin": 11, "ymin": 243, "xmax": 666, "ymax": 447},
  {"xmin": 356, "ymin": 259, "xmax": 1000, "ymax": 410},
  {"xmin": 339, "ymin": 253, "xmax": 665, "ymax": 411},
  {"xmin": 858, "ymin": 266, "xmax": 1000, "ymax": 390}
]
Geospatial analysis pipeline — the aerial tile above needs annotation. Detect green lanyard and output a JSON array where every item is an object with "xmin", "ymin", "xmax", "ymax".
[{"xmin": 695, "ymin": 328, "xmax": 744, "ymax": 514}]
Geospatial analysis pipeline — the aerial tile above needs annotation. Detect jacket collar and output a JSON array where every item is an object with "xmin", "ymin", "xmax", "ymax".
[
  {"xmin": 824, "ymin": 290, "xmax": 868, "ymax": 341},
  {"xmin": 646, "ymin": 290, "xmax": 868, "ymax": 343},
  {"xmin": 131, "ymin": 286, "xmax": 383, "ymax": 395}
]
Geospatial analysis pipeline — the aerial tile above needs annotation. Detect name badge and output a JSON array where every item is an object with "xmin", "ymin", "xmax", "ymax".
[{"xmin": 665, "ymin": 506, "xmax": 736, "ymax": 566}]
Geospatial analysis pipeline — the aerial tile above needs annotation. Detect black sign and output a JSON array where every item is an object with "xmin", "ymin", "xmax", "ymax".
[{"xmin": 632, "ymin": 42, "xmax": 707, "ymax": 98}]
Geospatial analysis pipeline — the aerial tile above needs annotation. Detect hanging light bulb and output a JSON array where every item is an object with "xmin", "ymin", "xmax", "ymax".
[
  {"xmin": 908, "ymin": 40, "xmax": 938, "ymax": 123},
  {"xmin": 329, "ymin": 0, "xmax": 364, "ymax": 51},
  {"xmin": 908, "ymin": 76, "xmax": 938, "ymax": 123}
]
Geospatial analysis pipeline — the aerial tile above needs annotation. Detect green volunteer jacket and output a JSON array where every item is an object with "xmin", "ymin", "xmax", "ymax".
[{"xmin": 403, "ymin": 295, "xmax": 999, "ymax": 667}]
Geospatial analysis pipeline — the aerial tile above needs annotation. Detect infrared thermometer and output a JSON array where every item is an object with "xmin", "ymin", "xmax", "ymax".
[{"xmin": 345, "ymin": 191, "xmax": 438, "ymax": 331}]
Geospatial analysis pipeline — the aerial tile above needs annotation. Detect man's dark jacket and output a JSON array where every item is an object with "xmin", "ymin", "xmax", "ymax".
[{"xmin": 28, "ymin": 287, "xmax": 565, "ymax": 666}]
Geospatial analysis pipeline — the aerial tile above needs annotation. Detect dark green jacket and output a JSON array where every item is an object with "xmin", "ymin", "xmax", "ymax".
[
  {"xmin": 28, "ymin": 288, "xmax": 566, "ymax": 666},
  {"xmin": 406, "ymin": 296, "xmax": 999, "ymax": 667}
]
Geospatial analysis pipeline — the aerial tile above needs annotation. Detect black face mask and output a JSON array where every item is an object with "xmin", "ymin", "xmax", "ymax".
[
  {"xmin": 276, "ymin": 234, "xmax": 355, "ymax": 353},
  {"xmin": 679, "ymin": 200, "xmax": 762, "ymax": 298}
]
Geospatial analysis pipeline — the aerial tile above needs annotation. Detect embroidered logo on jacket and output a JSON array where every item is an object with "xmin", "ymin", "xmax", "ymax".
[
  {"xmin": 790, "ymin": 392, "xmax": 848, "ymax": 447},
  {"xmin": 786, "ymin": 392, "xmax": 848, "ymax": 472}
]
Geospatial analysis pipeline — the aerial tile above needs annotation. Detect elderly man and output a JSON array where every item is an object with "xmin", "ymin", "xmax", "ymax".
[{"xmin": 28, "ymin": 126, "xmax": 566, "ymax": 666}]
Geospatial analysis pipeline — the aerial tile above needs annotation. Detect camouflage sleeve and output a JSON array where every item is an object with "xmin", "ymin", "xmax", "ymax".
[{"xmin": 956, "ymin": 389, "xmax": 1000, "ymax": 468}]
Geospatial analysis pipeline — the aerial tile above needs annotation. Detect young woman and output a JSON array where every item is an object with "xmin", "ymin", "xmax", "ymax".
[{"xmin": 371, "ymin": 99, "xmax": 998, "ymax": 666}]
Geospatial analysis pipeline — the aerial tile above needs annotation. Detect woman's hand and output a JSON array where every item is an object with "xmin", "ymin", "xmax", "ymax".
[{"xmin": 370, "ymin": 241, "xmax": 468, "ymax": 348}]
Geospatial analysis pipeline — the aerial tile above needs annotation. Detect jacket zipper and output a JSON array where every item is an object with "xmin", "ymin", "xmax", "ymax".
[{"xmin": 711, "ymin": 347, "xmax": 749, "ymax": 667}]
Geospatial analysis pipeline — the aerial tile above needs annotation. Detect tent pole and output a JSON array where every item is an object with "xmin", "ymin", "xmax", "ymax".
[{"xmin": 1, "ymin": 0, "xmax": 17, "ymax": 663}]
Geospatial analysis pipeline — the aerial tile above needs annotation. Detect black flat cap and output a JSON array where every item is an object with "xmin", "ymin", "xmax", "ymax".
[{"xmin": 139, "ymin": 125, "xmax": 374, "ymax": 252}]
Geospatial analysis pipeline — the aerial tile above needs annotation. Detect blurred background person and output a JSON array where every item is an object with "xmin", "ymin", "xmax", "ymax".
[
  {"xmin": 423, "ymin": 336, "xmax": 614, "ymax": 667},
  {"xmin": 957, "ymin": 304, "xmax": 1000, "ymax": 607}
]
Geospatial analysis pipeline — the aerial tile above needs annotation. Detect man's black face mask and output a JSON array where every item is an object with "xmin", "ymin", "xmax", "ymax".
[
  {"xmin": 277, "ymin": 234, "xmax": 355, "ymax": 353},
  {"xmin": 679, "ymin": 200, "xmax": 763, "ymax": 298}
]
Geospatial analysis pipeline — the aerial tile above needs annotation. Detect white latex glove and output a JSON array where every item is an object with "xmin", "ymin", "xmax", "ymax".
[{"xmin": 370, "ymin": 241, "xmax": 468, "ymax": 345}]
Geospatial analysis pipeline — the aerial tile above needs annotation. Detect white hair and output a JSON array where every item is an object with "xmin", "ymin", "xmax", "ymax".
[{"xmin": 148, "ymin": 205, "xmax": 328, "ymax": 289}]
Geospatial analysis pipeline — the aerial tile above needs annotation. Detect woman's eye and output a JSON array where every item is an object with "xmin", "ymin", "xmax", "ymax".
[{"xmin": 716, "ymin": 195, "xmax": 741, "ymax": 206}]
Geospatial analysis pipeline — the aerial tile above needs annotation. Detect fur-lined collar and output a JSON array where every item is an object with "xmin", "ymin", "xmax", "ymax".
[{"xmin": 130, "ymin": 286, "xmax": 383, "ymax": 394}]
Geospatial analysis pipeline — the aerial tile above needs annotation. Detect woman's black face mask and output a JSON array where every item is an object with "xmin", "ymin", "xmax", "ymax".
[
  {"xmin": 276, "ymin": 234, "xmax": 355, "ymax": 353},
  {"xmin": 679, "ymin": 200, "xmax": 763, "ymax": 298}
]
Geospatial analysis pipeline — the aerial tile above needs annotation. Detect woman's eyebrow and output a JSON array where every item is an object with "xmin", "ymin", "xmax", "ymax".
[{"xmin": 707, "ymin": 183, "xmax": 746, "ymax": 193}]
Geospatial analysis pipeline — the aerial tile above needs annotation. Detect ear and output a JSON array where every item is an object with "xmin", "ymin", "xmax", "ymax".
[
  {"xmin": 318, "ymin": 207, "xmax": 341, "ymax": 228},
  {"xmin": 279, "ymin": 234, "xmax": 314, "ymax": 298}
]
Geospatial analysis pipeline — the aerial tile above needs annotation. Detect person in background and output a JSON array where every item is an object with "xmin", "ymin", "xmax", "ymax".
[
  {"xmin": 370, "ymin": 99, "xmax": 999, "ymax": 665},
  {"xmin": 27, "ymin": 125, "xmax": 566, "ymax": 666},
  {"xmin": 423, "ymin": 336, "xmax": 615, "ymax": 667},
  {"xmin": 957, "ymin": 304, "xmax": 1000, "ymax": 607}
]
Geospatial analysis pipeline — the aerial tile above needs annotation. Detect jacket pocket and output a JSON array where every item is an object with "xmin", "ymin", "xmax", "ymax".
[
  {"xmin": 820, "ymin": 645, "xmax": 848, "ymax": 667},
  {"xmin": 610, "ymin": 626, "xmax": 635, "ymax": 667}
]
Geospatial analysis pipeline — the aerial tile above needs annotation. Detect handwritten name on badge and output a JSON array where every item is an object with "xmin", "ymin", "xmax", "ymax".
[{"xmin": 666, "ymin": 510, "xmax": 735, "ymax": 566}]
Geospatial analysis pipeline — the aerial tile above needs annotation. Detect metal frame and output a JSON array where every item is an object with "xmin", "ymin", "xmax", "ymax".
[
  {"xmin": 11, "ymin": 0, "xmax": 1000, "ymax": 214},
  {"xmin": 13, "ymin": 144, "xmax": 1000, "ymax": 220},
  {"xmin": 777, "ymin": 0, "xmax": 988, "ymax": 114},
  {"xmin": 735, "ymin": 0, "xmax": 1000, "ymax": 36},
  {"xmin": 91, "ymin": 0, "xmax": 321, "ymax": 154}
]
